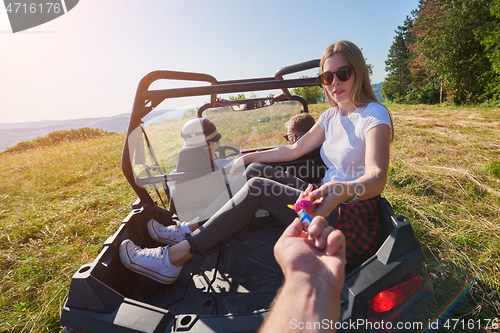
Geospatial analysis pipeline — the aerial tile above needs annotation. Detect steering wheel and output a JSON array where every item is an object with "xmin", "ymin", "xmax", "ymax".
[{"xmin": 214, "ymin": 145, "xmax": 240, "ymax": 159}]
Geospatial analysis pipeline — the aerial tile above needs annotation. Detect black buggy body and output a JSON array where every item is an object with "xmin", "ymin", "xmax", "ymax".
[{"xmin": 61, "ymin": 60, "xmax": 433, "ymax": 332}]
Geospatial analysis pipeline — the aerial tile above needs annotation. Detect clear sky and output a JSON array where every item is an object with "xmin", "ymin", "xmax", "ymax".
[{"xmin": 0, "ymin": 0, "xmax": 419, "ymax": 124}]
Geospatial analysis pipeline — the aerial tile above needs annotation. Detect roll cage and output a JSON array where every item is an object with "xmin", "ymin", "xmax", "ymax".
[{"xmin": 121, "ymin": 59, "xmax": 320, "ymax": 206}]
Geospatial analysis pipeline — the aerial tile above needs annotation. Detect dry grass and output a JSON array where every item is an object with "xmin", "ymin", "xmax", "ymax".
[
  {"xmin": 382, "ymin": 104, "xmax": 500, "ymax": 330},
  {"xmin": 308, "ymin": 103, "xmax": 499, "ymax": 330},
  {"xmin": 0, "ymin": 134, "xmax": 136, "ymax": 332}
]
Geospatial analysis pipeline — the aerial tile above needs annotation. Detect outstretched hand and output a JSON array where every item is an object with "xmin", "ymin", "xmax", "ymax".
[
  {"xmin": 260, "ymin": 217, "xmax": 346, "ymax": 332},
  {"xmin": 274, "ymin": 216, "xmax": 346, "ymax": 297}
]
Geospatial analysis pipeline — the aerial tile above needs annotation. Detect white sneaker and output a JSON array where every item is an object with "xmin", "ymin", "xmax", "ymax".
[
  {"xmin": 119, "ymin": 239, "xmax": 182, "ymax": 284},
  {"xmin": 147, "ymin": 219, "xmax": 190, "ymax": 245}
]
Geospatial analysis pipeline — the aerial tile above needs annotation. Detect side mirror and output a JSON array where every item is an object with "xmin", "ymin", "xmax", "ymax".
[{"xmin": 230, "ymin": 98, "xmax": 274, "ymax": 111}]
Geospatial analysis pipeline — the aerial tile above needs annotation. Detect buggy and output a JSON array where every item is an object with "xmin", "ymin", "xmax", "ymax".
[{"xmin": 61, "ymin": 59, "xmax": 433, "ymax": 332}]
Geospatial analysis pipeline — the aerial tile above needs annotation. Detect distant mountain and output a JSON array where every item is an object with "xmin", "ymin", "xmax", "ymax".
[
  {"xmin": 372, "ymin": 82, "xmax": 384, "ymax": 102},
  {"xmin": 0, "ymin": 109, "xmax": 184, "ymax": 153}
]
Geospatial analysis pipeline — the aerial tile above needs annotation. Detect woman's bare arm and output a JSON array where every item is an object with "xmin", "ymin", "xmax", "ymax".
[
  {"xmin": 243, "ymin": 123, "xmax": 325, "ymax": 165},
  {"xmin": 311, "ymin": 124, "xmax": 391, "ymax": 217}
]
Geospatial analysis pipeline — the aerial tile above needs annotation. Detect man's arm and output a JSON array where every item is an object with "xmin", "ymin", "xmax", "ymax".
[{"xmin": 259, "ymin": 217, "xmax": 346, "ymax": 333}]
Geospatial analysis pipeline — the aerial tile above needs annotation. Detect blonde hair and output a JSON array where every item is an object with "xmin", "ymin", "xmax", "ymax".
[
  {"xmin": 320, "ymin": 40, "xmax": 378, "ymax": 108},
  {"xmin": 320, "ymin": 40, "xmax": 394, "ymax": 141}
]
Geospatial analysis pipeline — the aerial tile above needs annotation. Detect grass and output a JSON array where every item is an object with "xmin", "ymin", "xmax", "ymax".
[
  {"xmin": 0, "ymin": 103, "xmax": 499, "ymax": 332},
  {"xmin": 3, "ymin": 128, "xmax": 115, "ymax": 154},
  {"xmin": 382, "ymin": 103, "xmax": 500, "ymax": 332},
  {"xmin": 0, "ymin": 133, "xmax": 136, "ymax": 332}
]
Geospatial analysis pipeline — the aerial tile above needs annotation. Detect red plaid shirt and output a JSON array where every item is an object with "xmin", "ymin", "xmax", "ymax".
[{"xmin": 334, "ymin": 195, "xmax": 382, "ymax": 269}]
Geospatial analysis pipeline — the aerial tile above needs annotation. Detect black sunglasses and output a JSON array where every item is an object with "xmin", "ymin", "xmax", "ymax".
[
  {"xmin": 283, "ymin": 133, "xmax": 303, "ymax": 143},
  {"xmin": 318, "ymin": 66, "xmax": 353, "ymax": 85}
]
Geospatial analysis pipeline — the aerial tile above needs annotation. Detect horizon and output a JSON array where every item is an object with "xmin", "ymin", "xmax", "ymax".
[{"xmin": 0, "ymin": 82, "xmax": 385, "ymax": 125}]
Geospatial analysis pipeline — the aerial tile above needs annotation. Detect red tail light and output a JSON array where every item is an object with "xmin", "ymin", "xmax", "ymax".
[{"xmin": 371, "ymin": 271, "xmax": 424, "ymax": 313}]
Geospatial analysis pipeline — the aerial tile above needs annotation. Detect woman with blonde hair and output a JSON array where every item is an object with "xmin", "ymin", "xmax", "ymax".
[
  {"xmin": 241, "ymin": 40, "xmax": 394, "ymax": 267},
  {"xmin": 119, "ymin": 41, "xmax": 393, "ymax": 283}
]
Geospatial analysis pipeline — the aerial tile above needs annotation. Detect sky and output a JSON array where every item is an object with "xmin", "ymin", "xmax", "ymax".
[{"xmin": 0, "ymin": 0, "xmax": 420, "ymax": 124}]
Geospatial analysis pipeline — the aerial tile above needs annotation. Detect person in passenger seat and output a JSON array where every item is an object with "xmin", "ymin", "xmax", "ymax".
[
  {"xmin": 176, "ymin": 117, "xmax": 222, "ymax": 173},
  {"xmin": 168, "ymin": 118, "xmax": 227, "ymax": 223},
  {"xmin": 283, "ymin": 112, "xmax": 326, "ymax": 184},
  {"xmin": 284, "ymin": 112, "xmax": 316, "ymax": 144}
]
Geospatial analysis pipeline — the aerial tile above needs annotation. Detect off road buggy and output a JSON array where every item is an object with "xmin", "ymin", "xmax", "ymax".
[{"xmin": 61, "ymin": 60, "xmax": 433, "ymax": 332}]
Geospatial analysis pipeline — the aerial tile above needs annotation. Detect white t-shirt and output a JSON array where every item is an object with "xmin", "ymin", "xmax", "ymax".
[{"xmin": 318, "ymin": 103, "xmax": 392, "ymax": 183}]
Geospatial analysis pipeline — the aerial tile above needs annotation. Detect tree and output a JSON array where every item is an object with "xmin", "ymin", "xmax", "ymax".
[
  {"xmin": 413, "ymin": 0, "xmax": 495, "ymax": 104},
  {"xmin": 383, "ymin": 0, "xmax": 500, "ymax": 105},
  {"xmin": 229, "ymin": 93, "xmax": 246, "ymax": 101},
  {"xmin": 481, "ymin": 0, "xmax": 500, "ymax": 74},
  {"xmin": 479, "ymin": 0, "xmax": 500, "ymax": 100},
  {"xmin": 292, "ymin": 76, "xmax": 323, "ymax": 104},
  {"xmin": 382, "ymin": 16, "xmax": 415, "ymax": 103}
]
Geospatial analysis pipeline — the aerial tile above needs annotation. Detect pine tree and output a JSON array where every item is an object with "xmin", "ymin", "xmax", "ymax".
[{"xmin": 382, "ymin": 16, "xmax": 414, "ymax": 103}]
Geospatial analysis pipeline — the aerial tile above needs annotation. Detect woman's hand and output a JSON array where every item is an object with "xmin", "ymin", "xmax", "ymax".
[
  {"xmin": 309, "ymin": 182, "xmax": 347, "ymax": 217},
  {"xmin": 297, "ymin": 183, "xmax": 315, "ymax": 201},
  {"xmin": 293, "ymin": 184, "xmax": 318, "ymax": 214}
]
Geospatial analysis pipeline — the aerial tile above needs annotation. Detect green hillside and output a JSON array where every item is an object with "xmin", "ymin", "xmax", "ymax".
[{"xmin": 0, "ymin": 132, "xmax": 137, "ymax": 332}]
